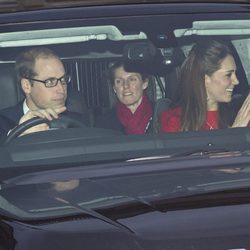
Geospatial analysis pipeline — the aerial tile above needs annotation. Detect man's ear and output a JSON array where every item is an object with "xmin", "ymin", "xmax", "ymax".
[
  {"xmin": 21, "ymin": 78, "xmax": 32, "ymax": 95},
  {"xmin": 142, "ymin": 78, "xmax": 149, "ymax": 90}
]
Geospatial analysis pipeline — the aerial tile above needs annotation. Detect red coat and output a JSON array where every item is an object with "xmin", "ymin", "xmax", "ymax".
[{"xmin": 160, "ymin": 107, "xmax": 219, "ymax": 132}]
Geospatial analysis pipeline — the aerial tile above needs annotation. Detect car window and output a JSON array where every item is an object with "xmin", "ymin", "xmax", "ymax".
[{"xmin": 0, "ymin": 1, "xmax": 249, "ymax": 226}]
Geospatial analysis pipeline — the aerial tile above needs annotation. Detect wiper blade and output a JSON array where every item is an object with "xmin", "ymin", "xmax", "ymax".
[
  {"xmin": 173, "ymin": 149, "xmax": 246, "ymax": 158},
  {"xmin": 128, "ymin": 150, "xmax": 245, "ymax": 162},
  {"xmin": 53, "ymin": 196, "xmax": 134, "ymax": 234},
  {"xmin": 190, "ymin": 177, "xmax": 250, "ymax": 192}
]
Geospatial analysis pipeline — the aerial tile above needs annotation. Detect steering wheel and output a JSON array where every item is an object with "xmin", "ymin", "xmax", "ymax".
[{"xmin": 5, "ymin": 115, "xmax": 87, "ymax": 144}]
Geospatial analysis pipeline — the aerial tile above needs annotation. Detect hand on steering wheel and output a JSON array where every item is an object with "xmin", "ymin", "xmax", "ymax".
[{"xmin": 5, "ymin": 115, "xmax": 86, "ymax": 144}]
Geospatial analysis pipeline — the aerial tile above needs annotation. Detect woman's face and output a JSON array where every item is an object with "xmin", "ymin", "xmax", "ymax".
[
  {"xmin": 205, "ymin": 55, "xmax": 239, "ymax": 110},
  {"xmin": 113, "ymin": 66, "xmax": 148, "ymax": 113}
]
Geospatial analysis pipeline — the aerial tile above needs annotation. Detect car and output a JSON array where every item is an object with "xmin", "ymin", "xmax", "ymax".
[{"xmin": 0, "ymin": 0, "xmax": 250, "ymax": 249}]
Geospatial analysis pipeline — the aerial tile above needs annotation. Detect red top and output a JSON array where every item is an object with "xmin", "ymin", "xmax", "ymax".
[
  {"xmin": 160, "ymin": 107, "xmax": 218, "ymax": 132},
  {"xmin": 117, "ymin": 95, "xmax": 152, "ymax": 134}
]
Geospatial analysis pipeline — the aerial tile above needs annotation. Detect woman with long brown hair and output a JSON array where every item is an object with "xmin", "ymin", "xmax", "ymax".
[{"xmin": 160, "ymin": 39, "xmax": 250, "ymax": 132}]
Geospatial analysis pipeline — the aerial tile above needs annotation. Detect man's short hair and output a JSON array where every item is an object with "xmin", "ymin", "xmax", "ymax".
[{"xmin": 15, "ymin": 47, "xmax": 61, "ymax": 83}]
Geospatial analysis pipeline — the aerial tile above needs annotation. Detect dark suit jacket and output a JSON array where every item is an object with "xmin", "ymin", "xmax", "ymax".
[
  {"xmin": 0, "ymin": 101, "xmax": 24, "ymax": 127},
  {"xmin": 0, "ymin": 114, "xmax": 16, "ymax": 145},
  {"xmin": 0, "ymin": 101, "xmax": 89, "ymax": 145}
]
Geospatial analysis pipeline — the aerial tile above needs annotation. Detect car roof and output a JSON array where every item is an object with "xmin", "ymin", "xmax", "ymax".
[{"xmin": 0, "ymin": 0, "xmax": 250, "ymax": 13}]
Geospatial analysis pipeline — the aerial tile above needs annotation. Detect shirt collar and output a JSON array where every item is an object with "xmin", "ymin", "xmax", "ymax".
[{"xmin": 23, "ymin": 99, "xmax": 29, "ymax": 114}]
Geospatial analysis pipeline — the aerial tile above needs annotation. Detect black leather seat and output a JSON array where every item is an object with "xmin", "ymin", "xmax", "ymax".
[
  {"xmin": 152, "ymin": 97, "xmax": 171, "ymax": 133},
  {"xmin": 0, "ymin": 63, "xmax": 24, "ymax": 110},
  {"xmin": 66, "ymin": 91, "xmax": 94, "ymax": 126}
]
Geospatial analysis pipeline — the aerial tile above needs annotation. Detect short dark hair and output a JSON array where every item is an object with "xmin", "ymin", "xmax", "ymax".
[
  {"xmin": 15, "ymin": 47, "xmax": 61, "ymax": 83},
  {"xmin": 108, "ymin": 61, "xmax": 149, "ymax": 85}
]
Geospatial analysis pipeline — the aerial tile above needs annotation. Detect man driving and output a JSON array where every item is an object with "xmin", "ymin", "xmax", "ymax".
[{"xmin": 0, "ymin": 47, "xmax": 86, "ymax": 143}]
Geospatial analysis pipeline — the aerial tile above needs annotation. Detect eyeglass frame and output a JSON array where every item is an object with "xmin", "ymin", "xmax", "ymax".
[{"xmin": 24, "ymin": 74, "xmax": 71, "ymax": 88}]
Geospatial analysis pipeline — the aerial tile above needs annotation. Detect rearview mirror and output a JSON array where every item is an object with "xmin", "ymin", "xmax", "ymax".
[{"xmin": 123, "ymin": 41, "xmax": 157, "ymax": 61}]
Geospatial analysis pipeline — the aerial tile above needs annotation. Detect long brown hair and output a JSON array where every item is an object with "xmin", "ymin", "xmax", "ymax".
[{"xmin": 178, "ymin": 40, "xmax": 232, "ymax": 131}]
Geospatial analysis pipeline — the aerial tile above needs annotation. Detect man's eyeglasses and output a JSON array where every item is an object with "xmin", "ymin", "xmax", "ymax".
[{"xmin": 25, "ymin": 74, "xmax": 71, "ymax": 88}]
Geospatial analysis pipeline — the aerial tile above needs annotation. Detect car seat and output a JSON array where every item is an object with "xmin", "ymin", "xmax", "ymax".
[
  {"xmin": 0, "ymin": 63, "xmax": 24, "ymax": 110},
  {"xmin": 66, "ymin": 91, "xmax": 94, "ymax": 126},
  {"xmin": 152, "ymin": 97, "xmax": 172, "ymax": 133}
]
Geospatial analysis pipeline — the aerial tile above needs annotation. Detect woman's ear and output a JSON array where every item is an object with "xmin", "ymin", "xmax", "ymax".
[
  {"xmin": 113, "ymin": 87, "xmax": 117, "ymax": 94},
  {"xmin": 142, "ymin": 78, "xmax": 149, "ymax": 90},
  {"xmin": 205, "ymin": 74, "xmax": 210, "ymax": 88},
  {"xmin": 21, "ymin": 78, "xmax": 32, "ymax": 95}
]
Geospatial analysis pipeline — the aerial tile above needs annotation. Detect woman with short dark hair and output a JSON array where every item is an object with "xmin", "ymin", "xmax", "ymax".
[{"xmin": 95, "ymin": 61, "xmax": 153, "ymax": 134}]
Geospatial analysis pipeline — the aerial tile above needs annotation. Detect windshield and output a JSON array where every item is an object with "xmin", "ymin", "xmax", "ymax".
[
  {"xmin": 1, "ymin": 153, "xmax": 250, "ymax": 220},
  {"xmin": 0, "ymin": 3, "xmax": 249, "ymax": 221}
]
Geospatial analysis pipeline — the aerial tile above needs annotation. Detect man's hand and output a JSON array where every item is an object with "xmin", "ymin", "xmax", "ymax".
[
  {"xmin": 18, "ymin": 106, "xmax": 66, "ymax": 136},
  {"xmin": 51, "ymin": 179, "xmax": 80, "ymax": 192}
]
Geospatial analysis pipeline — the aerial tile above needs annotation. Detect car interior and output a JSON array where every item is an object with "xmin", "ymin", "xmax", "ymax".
[
  {"xmin": 0, "ymin": 13, "xmax": 249, "ymax": 168},
  {"xmin": 0, "ymin": 4, "xmax": 250, "ymax": 230},
  {"xmin": 0, "ymin": 28, "xmax": 176, "ymax": 133}
]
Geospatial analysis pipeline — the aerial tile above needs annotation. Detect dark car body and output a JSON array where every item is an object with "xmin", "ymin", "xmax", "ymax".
[
  {"xmin": 0, "ymin": 0, "xmax": 250, "ymax": 249},
  {"xmin": 2, "ymin": 149, "xmax": 250, "ymax": 250}
]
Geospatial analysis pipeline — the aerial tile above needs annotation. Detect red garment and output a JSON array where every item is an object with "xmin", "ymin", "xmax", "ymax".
[
  {"xmin": 160, "ymin": 107, "xmax": 218, "ymax": 132},
  {"xmin": 203, "ymin": 111, "xmax": 218, "ymax": 130},
  {"xmin": 160, "ymin": 107, "xmax": 182, "ymax": 132},
  {"xmin": 117, "ymin": 95, "xmax": 152, "ymax": 134}
]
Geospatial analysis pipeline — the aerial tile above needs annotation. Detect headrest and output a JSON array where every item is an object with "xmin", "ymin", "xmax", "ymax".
[
  {"xmin": 0, "ymin": 63, "xmax": 24, "ymax": 110},
  {"xmin": 66, "ymin": 91, "xmax": 94, "ymax": 126}
]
